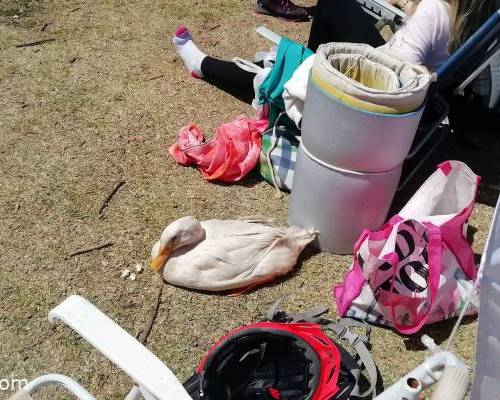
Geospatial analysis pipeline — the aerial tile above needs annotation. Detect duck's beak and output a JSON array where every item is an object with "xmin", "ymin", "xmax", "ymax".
[{"xmin": 150, "ymin": 244, "xmax": 173, "ymax": 272}]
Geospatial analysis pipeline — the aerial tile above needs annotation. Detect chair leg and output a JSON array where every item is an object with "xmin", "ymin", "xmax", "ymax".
[
  {"xmin": 22, "ymin": 374, "xmax": 96, "ymax": 400},
  {"xmin": 397, "ymin": 123, "xmax": 451, "ymax": 191}
]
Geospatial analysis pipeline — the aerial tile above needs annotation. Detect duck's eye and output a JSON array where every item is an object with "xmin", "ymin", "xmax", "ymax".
[{"xmin": 171, "ymin": 234, "xmax": 179, "ymax": 243}]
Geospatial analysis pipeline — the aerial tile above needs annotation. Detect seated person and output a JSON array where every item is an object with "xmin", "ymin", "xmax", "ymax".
[{"xmin": 173, "ymin": 0, "xmax": 490, "ymax": 97}]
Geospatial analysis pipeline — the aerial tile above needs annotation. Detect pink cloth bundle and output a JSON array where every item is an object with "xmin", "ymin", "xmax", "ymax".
[{"xmin": 170, "ymin": 116, "xmax": 268, "ymax": 182}]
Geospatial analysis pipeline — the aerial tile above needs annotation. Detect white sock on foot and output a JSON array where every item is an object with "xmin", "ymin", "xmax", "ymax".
[{"xmin": 173, "ymin": 26, "xmax": 206, "ymax": 78}]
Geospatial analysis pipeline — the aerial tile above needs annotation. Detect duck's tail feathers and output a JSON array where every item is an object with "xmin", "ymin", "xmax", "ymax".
[{"xmin": 284, "ymin": 226, "xmax": 318, "ymax": 249}]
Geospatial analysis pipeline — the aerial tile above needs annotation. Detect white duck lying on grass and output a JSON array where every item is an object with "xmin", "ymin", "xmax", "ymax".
[{"xmin": 150, "ymin": 216, "xmax": 317, "ymax": 294}]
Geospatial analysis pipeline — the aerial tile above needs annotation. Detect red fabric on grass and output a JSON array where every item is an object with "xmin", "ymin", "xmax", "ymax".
[{"xmin": 170, "ymin": 116, "xmax": 268, "ymax": 182}]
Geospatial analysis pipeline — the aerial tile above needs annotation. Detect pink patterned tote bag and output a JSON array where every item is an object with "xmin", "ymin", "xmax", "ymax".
[{"xmin": 334, "ymin": 161, "xmax": 480, "ymax": 334}]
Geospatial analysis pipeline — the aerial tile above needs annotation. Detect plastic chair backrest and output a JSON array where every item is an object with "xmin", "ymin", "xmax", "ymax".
[
  {"xmin": 49, "ymin": 295, "xmax": 192, "ymax": 400},
  {"xmin": 434, "ymin": 9, "xmax": 500, "ymax": 93},
  {"xmin": 471, "ymin": 195, "xmax": 500, "ymax": 399}
]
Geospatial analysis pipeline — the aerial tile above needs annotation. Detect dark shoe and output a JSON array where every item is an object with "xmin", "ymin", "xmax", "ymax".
[{"xmin": 255, "ymin": 0, "xmax": 311, "ymax": 22}]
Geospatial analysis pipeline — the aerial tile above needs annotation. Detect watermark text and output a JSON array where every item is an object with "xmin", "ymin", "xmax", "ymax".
[{"xmin": 0, "ymin": 376, "xmax": 28, "ymax": 392}]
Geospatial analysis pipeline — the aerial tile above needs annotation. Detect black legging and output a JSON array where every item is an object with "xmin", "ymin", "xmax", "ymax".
[{"xmin": 201, "ymin": 0, "xmax": 385, "ymax": 101}]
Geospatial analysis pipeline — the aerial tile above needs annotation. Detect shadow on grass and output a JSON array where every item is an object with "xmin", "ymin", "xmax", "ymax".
[
  {"xmin": 392, "ymin": 124, "xmax": 500, "ymax": 215},
  {"xmin": 401, "ymin": 315, "xmax": 477, "ymax": 351},
  {"xmin": 214, "ymin": 170, "xmax": 265, "ymax": 189}
]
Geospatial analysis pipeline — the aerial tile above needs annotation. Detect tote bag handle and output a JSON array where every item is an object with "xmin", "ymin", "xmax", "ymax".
[{"xmin": 390, "ymin": 222, "xmax": 442, "ymax": 335}]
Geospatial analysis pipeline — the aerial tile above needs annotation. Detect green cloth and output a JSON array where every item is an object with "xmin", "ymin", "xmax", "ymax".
[{"xmin": 258, "ymin": 37, "xmax": 314, "ymax": 127}]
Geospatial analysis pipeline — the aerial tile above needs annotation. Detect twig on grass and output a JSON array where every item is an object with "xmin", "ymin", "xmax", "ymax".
[
  {"xmin": 125, "ymin": 286, "xmax": 163, "ymax": 399},
  {"xmin": 146, "ymin": 74, "xmax": 165, "ymax": 81},
  {"xmin": 137, "ymin": 286, "xmax": 163, "ymax": 344},
  {"xmin": 69, "ymin": 242, "xmax": 113, "ymax": 257},
  {"xmin": 99, "ymin": 180, "xmax": 126, "ymax": 215},
  {"xmin": 16, "ymin": 38, "xmax": 55, "ymax": 48}
]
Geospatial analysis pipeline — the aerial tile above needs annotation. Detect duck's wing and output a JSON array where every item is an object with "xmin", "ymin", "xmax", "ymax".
[
  {"xmin": 251, "ymin": 226, "xmax": 317, "ymax": 276},
  {"xmin": 200, "ymin": 219, "xmax": 282, "ymax": 239},
  {"xmin": 164, "ymin": 224, "xmax": 285, "ymax": 291}
]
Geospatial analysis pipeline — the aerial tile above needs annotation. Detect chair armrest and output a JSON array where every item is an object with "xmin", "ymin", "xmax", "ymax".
[
  {"xmin": 48, "ymin": 295, "xmax": 191, "ymax": 400},
  {"xmin": 356, "ymin": 0, "xmax": 406, "ymax": 23},
  {"xmin": 255, "ymin": 26, "xmax": 282, "ymax": 45},
  {"xmin": 22, "ymin": 374, "xmax": 96, "ymax": 400}
]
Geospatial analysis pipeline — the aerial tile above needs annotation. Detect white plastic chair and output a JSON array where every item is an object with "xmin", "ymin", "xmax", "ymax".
[
  {"xmin": 470, "ymin": 195, "xmax": 500, "ymax": 399},
  {"xmin": 10, "ymin": 295, "xmax": 191, "ymax": 400}
]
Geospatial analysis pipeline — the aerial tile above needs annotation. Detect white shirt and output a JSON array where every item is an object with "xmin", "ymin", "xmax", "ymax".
[{"xmin": 382, "ymin": 0, "xmax": 451, "ymax": 71}]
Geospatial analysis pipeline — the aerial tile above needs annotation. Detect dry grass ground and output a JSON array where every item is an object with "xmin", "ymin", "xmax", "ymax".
[{"xmin": 1, "ymin": 0, "xmax": 498, "ymax": 399}]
